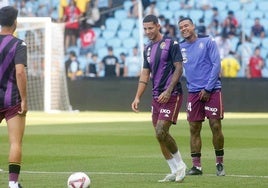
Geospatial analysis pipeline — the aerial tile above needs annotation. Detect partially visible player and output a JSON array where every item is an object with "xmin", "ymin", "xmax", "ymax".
[
  {"xmin": 178, "ymin": 17, "xmax": 225, "ymax": 176},
  {"xmin": 131, "ymin": 14, "xmax": 186, "ymax": 183},
  {"xmin": 0, "ymin": 6, "xmax": 28, "ymax": 188}
]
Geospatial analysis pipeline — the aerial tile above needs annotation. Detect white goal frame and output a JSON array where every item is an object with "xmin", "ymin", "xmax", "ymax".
[{"xmin": 17, "ymin": 17, "xmax": 71, "ymax": 112}]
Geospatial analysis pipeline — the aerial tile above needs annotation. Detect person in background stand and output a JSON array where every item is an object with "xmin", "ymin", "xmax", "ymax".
[
  {"xmin": 246, "ymin": 46, "xmax": 264, "ymax": 78},
  {"xmin": 131, "ymin": 14, "xmax": 186, "ymax": 183},
  {"xmin": 100, "ymin": 46, "xmax": 119, "ymax": 77},
  {"xmin": 0, "ymin": 6, "xmax": 27, "ymax": 188},
  {"xmin": 178, "ymin": 17, "xmax": 225, "ymax": 176},
  {"xmin": 118, "ymin": 52, "xmax": 126, "ymax": 77}
]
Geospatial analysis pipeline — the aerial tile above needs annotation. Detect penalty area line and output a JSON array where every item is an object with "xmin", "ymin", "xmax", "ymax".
[{"xmin": 1, "ymin": 170, "xmax": 267, "ymax": 179}]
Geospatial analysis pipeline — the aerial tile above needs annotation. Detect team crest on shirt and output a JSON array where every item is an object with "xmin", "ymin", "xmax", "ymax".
[
  {"xmin": 160, "ymin": 42, "xmax": 166, "ymax": 49},
  {"xmin": 181, "ymin": 48, "xmax": 188, "ymax": 63},
  {"xmin": 199, "ymin": 42, "xmax": 204, "ymax": 49}
]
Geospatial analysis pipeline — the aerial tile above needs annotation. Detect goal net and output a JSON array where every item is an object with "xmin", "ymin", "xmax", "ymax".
[{"xmin": 17, "ymin": 17, "xmax": 71, "ymax": 112}]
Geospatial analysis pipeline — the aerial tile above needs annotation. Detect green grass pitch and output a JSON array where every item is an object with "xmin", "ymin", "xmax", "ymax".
[{"xmin": 0, "ymin": 111, "xmax": 268, "ymax": 187}]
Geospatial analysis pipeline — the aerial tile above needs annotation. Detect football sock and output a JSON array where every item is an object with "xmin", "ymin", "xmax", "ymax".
[
  {"xmin": 9, "ymin": 181, "xmax": 19, "ymax": 188},
  {"xmin": 172, "ymin": 151, "xmax": 183, "ymax": 164},
  {"xmin": 167, "ymin": 158, "xmax": 178, "ymax": 174},
  {"xmin": 191, "ymin": 152, "xmax": 201, "ymax": 168},
  {"xmin": 215, "ymin": 149, "xmax": 224, "ymax": 164},
  {"xmin": 9, "ymin": 163, "xmax": 21, "ymax": 182}
]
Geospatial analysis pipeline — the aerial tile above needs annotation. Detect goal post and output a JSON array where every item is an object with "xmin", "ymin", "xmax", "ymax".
[{"xmin": 17, "ymin": 17, "xmax": 71, "ymax": 112}]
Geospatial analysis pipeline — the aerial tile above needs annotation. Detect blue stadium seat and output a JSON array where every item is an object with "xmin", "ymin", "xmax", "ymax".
[
  {"xmin": 122, "ymin": 37, "xmax": 137, "ymax": 49},
  {"xmin": 243, "ymin": 1, "xmax": 257, "ymax": 12},
  {"xmin": 95, "ymin": 37, "xmax": 106, "ymax": 49},
  {"xmin": 167, "ymin": 1, "xmax": 181, "ymax": 12},
  {"xmin": 117, "ymin": 29, "xmax": 131, "ymax": 40},
  {"xmin": 114, "ymin": 9, "xmax": 128, "ymax": 20},
  {"xmin": 156, "ymin": 1, "xmax": 167, "ymax": 11},
  {"xmin": 213, "ymin": 1, "xmax": 227, "ymax": 11},
  {"xmin": 131, "ymin": 28, "xmax": 140, "ymax": 40},
  {"xmin": 160, "ymin": 10, "xmax": 173, "ymax": 20},
  {"xmin": 123, "ymin": 0, "xmax": 132, "ymax": 11},
  {"xmin": 227, "ymin": 1, "xmax": 241, "ymax": 12},
  {"xmin": 258, "ymin": 1, "xmax": 268, "ymax": 12},
  {"xmin": 113, "ymin": 47, "xmax": 128, "ymax": 57},
  {"xmin": 188, "ymin": 10, "xmax": 204, "ymax": 24},
  {"xmin": 248, "ymin": 10, "xmax": 264, "ymax": 19},
  {"xmin": 105, "ymin": 18, "xmax": 120, "ymax": 31},
  {"xmin": 97, "ymin": 47, "xmax": 108, "ymax": 60},
  {"xmin": 102, "ymin": 30, "xmax": 116, "ymax": 40},
  {"xmin": 106, "ymin": 37, "xmax": 122, "ymax": 48},
  {"xmin": 120, "ymin": 18, "xmax": 136, "ymax": 31}
]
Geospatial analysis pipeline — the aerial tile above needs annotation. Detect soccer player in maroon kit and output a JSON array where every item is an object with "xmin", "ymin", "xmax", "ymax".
[
  {"xmin": 0, "ymin": 6, "xmax": 28, "ymax": 188},
  {"xmin": 178, "ymin": 17, "xmax": 225, "ymax": 176},
  {"xmin": 131, "ymin": 15, "xmax": 186, "ymax": 183}
]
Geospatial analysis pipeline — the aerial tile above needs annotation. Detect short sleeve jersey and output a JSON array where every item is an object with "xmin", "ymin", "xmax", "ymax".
[
  {"xmin": 102, "ymin": 55, "xmax": 119, "ymax": 77},
  {"xmin": 143, "ymin": 37, "xmax": 183, "ymax": 97},
  {"xmin": 180, "ymin": 35, "xmax": 222, "ymax": 92},
  {"xmin": 0, "ymin": 35, "xmax": 27, "ymax": 108}
]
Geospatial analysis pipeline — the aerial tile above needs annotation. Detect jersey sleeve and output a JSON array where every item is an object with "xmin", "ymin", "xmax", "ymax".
[
  {"xmin": 14, "ymin": 40, "xmax": 27, "ymax": 67},
  {"xmin": 143, "ymin": 46, "xmax": 150, "ymax": 69},
  {"xmin": 169, "ymin": 39, "xmax": 183, "ymax": 64},
  {"xmin": 205, "ymin": 37, "xmax": 221, "ymax": 92}
]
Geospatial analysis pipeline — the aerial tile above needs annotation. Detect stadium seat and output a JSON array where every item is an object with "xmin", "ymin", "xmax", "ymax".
[
  {"xmin": 106, "ymin": 37, "xmax": 122, "ymax": 48},
  {"xmin": 257, "ymin": 1, "xmax": 268, "ymax": 12},
  {"xmin": 102, "ymin": 30, "xmax": 116, "ymax": 40},
  {"xmin": 167, "ymin": 1, "xmax": 181, "ymax": 12},
  {"xmin": 97, "ymin": 47, "xmax": 108, "ymax": 59},
  {"xmin": 123, "ymin": 0, "xmax": 132, "ymax": 11},
  {"xmin": 156, "ymin": 1, "xmax": 167, "ymax": 11},
  {"xmin": 117, "ymin": 29, "xmax": 131, "ymax": 40},
  {"xmin": 95, "ymin": 37, "xmax": 106, "ymax": 49},
  {"xmin": 188, "ymin": 10, "xmax": 204, "ymax": 24},
  {"xmin": 251, "ymin": 37, "xmax": 262, "ymax": 48},
  {"xmin": 213, "ymin": 1, "xmax": 227, "ymax": 11},
  {"xmin": 227, "ymin": 1, "xmax": 241, "ymax": 12},
  {"xmin": 122, "ymin": 37, "xmax": 137, "ymax": 49},
  {"xmin": 243, "ymin": 1, "xmax": 257, "ymax": 12},
  {"xmin": 248, "ymin": 10, "xmax": 264, "ymax": 19},
  {"xmin": 113, "ymin": 47, "xmax": 128, "ymax": 57},
  {"xmin": 114, "ymin": 9, "xmax": 128, "ymax": 20},
  {"xmin": 261, "ymin": 38, "xmax": 268, "ymax": 49},
  {"xmin": 131, "ymin": 28, "xmax": 140, "ymax": 40},
  {"xmin": 105, "ymin": 18, "xmax": 120, "ymax": 31},
  {"xmin": 120, "ymin": 18, "xmax": 136, "ymax": 31},
  {"xmin": 160, "ymin": 10, "xmax": 173, "ymax": 20}
]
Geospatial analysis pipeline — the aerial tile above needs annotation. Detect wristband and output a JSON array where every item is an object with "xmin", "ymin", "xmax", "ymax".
[{"xmin": 139, "ymin": 81, "xmax": 148, "ymax": 85}]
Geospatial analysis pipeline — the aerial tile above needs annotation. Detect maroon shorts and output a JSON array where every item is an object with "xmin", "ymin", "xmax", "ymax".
[
  {"xmin": 0, "ymin": 103, "xmax": 21, "ymax": 123},
  {"xmin": 151, "ymin": 94, "xmax": 183, "ymax": 126},
  {"xmin": 186, "ymin": 90, "xmax": 224, "ymax": 122}
]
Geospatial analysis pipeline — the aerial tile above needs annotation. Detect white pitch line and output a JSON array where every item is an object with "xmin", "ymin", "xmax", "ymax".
[{"xmin": 1, "ymin": 170, "xmax": 267, "ymax": 179}]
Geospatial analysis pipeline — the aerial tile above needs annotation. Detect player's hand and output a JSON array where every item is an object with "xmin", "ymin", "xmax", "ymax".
[
  {"xmin": 157, "ymin": 91, "xmax": 171, "ymax": 103},
  {"xmin": 18, "ymin": 101, "xmax": 28, "ymax": 117},
  {"xmin": 199, "ymin": 89, "xmax": 210, "ymax": 102},
  {"xmin": 131, "ymin": 98, "xmax": 140, "ymax": 113}
]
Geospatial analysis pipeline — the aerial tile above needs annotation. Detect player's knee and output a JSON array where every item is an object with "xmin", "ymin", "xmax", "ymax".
[{"xmin": 155, "ymin": 128, "xmax": 167, "ymax": 142}]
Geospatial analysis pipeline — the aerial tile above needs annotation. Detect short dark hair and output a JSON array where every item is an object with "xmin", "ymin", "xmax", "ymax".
[
  {"xmin": 143, "ymin": 14, "xmax": 159, "ymax": 24},
  {"xmin": 178, "ymin": 17, "xmax": 194, "ymax": 24},
  {"xmin": 0, "ymin": 6, "xmax": 18, "ymax": 27}
]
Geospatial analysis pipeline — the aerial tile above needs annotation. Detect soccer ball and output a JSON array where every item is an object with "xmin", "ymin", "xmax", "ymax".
[{"xmin": 67, "ymin": 172, "xmax": 91, "ymax": 188}]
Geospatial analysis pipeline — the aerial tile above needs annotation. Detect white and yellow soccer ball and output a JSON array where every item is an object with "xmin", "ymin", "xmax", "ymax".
[{"xmin": 67, "ymin": 172, "xmax": 91, "ymax": 188}]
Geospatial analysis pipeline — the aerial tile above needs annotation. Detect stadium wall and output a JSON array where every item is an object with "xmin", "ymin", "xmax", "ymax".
[{"xmin": 67, "ymin": 78, "xmax": 268, "ymax": 112}]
